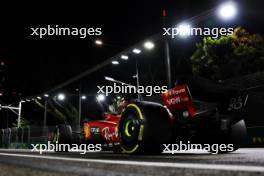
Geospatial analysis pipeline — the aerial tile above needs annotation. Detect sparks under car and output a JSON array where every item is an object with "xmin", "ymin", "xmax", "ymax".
[{"xmin": 54, "ymin": 76, "xmax": 249, "ymax": 154}]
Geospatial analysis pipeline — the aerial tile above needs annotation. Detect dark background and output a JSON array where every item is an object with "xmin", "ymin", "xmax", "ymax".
[
  {"xmin": 0, "ymin": 0, "xmax": 264, "ymax": 128},
  {"xmin": 0, "ymin": 0, "xmax": 264, "ymax": 97}
]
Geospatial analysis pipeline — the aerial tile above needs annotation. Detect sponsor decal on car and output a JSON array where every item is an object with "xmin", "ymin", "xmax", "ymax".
[
  {"xmin": 90, "ymin": 126, "xmax": 101, "ymax": 139},
  {"xmin": 102, "ymin": 127, "xmax": 118, "ymax": 141}
]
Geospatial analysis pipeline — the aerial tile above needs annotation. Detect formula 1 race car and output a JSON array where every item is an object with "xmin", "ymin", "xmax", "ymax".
[{"xmin": 55, "ymin": 76, "xmax": 248, "ymax": 154}]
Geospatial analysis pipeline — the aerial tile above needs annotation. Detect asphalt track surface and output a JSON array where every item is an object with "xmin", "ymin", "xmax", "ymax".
[{"xmin": 0, "ymin": 148, "xmax": 264, "ymax": 176}]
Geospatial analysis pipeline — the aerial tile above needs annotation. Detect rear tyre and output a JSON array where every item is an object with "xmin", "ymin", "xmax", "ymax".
[
  {"xmin": 209, "ymin": 119, "xmax": 247, "ymax": 154},
  {"xmin": 119, "ymin": 101, "xmax": 172, "ymax": 154},
  {"xmin": 230, "ymin": 119, "xmax": 247, "ymax": 148}
]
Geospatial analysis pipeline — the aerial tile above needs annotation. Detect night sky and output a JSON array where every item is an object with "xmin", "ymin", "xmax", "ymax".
[{"xmin": 0, "ymin": 0, "xmax": 264, "ymax": 100}]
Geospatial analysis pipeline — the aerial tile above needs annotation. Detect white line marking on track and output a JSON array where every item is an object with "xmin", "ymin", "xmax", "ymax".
[{"xmin": 0, "ymin": 152, "xmax": 263, "ymax": 173}]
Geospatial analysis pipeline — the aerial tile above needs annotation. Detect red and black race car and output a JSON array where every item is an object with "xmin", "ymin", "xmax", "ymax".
[{"xmin": 55, "ymin": 78, "xmax": 248, "ymax": 154}]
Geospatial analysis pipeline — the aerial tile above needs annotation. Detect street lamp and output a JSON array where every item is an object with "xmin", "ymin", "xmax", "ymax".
[
  {"xmin": 132, "ymin": 48, "xmax": 141, "ymax": 54},
  {"xmin": 144, "ymin": 41, "xmax": 155, "ymax": 50},
  {"xmin": 177, "ymin": 23, "xmax": 192, "ymax": 37},
  {"xmin": 81, "ymin": 95, "xmax": 87, "ymax": 100},
  {"xmin": 44, "ymin": 94, "xmax": 49, "ymax": 97},
  {"xmin": 57, "ymin": 93, "xmax": 65, "ymax": 101},
  {"xmin": 104, "ymin": 76, "xmax": 133, "ymax": 86},
  {"xmin": 95, "ymin": 39, "xmax": 103, "ymax": 45},
  {"xmin": 121, "ymin": 55, "xmax": 129, "ymax": 60},
  {"xmin": 217, "ymin": 1, "xmax": 237, "ymax": 20},
  {"xmin": 97, "ymin": 94, "xmax": 105, "ymax": 102},
  {"xmin": 112, "ymin": 60, "xmax": 119, "ymax": 65},
  {"xmin": 104, "ymin": 75, "xmax": 140, "ymax": 100},
  {"xmin": 105, "ymin": 76, "xmax": 115, "ymax": 82}
]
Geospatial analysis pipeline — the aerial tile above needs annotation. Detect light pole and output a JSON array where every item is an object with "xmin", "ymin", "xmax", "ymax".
[
  {"xmin": 164, "ymin": 40, "xmax": 172, "ymax": 89},
  {"xmin": 105, "ymin": 76, "xmax": 135, "ymax": 87},
  {"xmin": 43, "ymin": 94, "xmax": 49, "ymax": 130},
  {"xmin": 132, "ymin": 48, "xmax": 143, "ymax": 100},
  {"xmin": 17, "ymin": 101, "xmax": 22, "ymax": 128},
  {"xmin": 0, "ymin": 102, "xmax": 22, "ymax": 128},
  {"xmin": 162, "ymin": 9, "xmax": 172, "ymax": 89},
  {"xmin": 43, "ymin": 98, "xmax": 48, "ymax": 127},
  {"xmin": 161, "ymin": 1, "xmax": 238, "ymax": 88},
  {"xmin": 42, "ymin": 98, "xmax": 48, "ymax": 135},
  {"xmin": 217, "ymin": 1, "xmax": 237, "ymax": 20},
  {"xmin": 135, "ymin": 57, "xmax": 141, "ymax": 100}
]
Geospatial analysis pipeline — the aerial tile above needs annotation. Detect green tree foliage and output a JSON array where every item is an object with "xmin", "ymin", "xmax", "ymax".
[
  {"xmin": 191, "ymin": 27, "xmax": 264, "ymax": 81},
  {"xmin": 12, "ymin": 117, "xmax": 30, "ymax": 128}
]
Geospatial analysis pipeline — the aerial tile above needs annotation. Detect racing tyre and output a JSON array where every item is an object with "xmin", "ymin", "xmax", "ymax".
[
  {"xmin": 119, "ymin": 101, "xmax": 172, "ymax": 154},
  {"xmin": 226, "ymin": 119, "xmax": 247, "ymax": 152},
  {"xmin": 209, "ymin": 119, "xmax": 247, "ymax": 154},
  {"xmin": 54, "ymin": 124, "xmax": 73, "ymax": 152}
]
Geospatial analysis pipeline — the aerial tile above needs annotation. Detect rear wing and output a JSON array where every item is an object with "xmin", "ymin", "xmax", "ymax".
[{"xmin": 161, "ymin": 84, "xmax": 196, "ymax": 117}]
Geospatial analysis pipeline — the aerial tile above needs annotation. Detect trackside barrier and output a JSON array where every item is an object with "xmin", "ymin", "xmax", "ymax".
[
  {"xmin": 0, "ymin": 126, "xmax": 57, "ymax": 149},
  {"xmin": 0, "ymin": 125, "xmax": 263, "ymax": 148}
]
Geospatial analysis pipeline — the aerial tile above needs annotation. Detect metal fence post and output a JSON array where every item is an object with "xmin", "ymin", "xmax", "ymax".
[
  {"xmin": 21, "ymin": 128, "xmax": 24, "ymax": 143},
  {"xmin": 15, "ymin": 127, "xmax": 18, "ymax": 145},
  {"xmin": 1, "ymin": 129, "xmax": 3, "ymax": 147},
  {"xmin": 28, "ymin": 127, "xmax": 30, "ymax": 145},
  {"xmin": 17, "ymin": 101, "xmax": 22, "ymax": 128},
  {"xmin": 8, "ymin": 128, "xmax": 11, "ymax": 148}
]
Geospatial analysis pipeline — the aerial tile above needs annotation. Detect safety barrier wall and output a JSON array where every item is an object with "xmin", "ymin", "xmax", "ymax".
[{"xmin": 0, "ymin": 126, "xmax": 57, "ymax": 149}]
